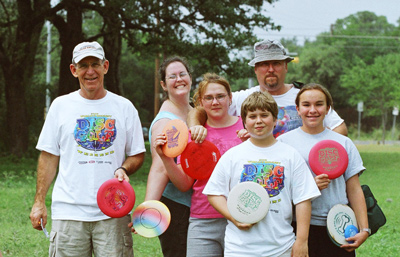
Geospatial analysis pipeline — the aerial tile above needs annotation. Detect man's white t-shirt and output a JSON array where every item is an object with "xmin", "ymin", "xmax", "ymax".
[
  {"xmin": 36, "ymin": 90, "xmax": 146, "ymax": 221},
  {"xmin": 229, "ymin": 85, "xmax": 344, "ymax": 137}
]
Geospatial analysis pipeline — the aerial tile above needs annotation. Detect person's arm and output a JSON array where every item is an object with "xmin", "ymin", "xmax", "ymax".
[
  {"xmin": 153, "ymin": 133, "xmax": 194, "ymax": 191},
  {"xmin": 114, "ymin": 153, "xmax": 145, "ymax": 182},
  {"xmin": 187, "ymin": 106, "xmax": 207, "ymax": 127},
  {"xmin": 292, "ymin": 200, "xmax": 312, "ymax": 257},
  {"xmin": 144, "ymin": 154, "xmax": 170, "ymax": 201},
  {"xmin": 187, "ymin": 106, "xmax": 208, "ymax": 143},
  {"xmin": 144, "ymin": 120, "xmax": 171, "ymax": 201},
  {"xmin": 30, "ymin": 151, "xmax": 59, "ymax": 230},
  {"xmin": 333, "ymin": 122, "xmax": 348, "ymax": 136},
  {"xmin": 325, "ymin": 108, "xmax": 348, "ymax": 136},
  {"xmin": 207, "ymin": 195, "xmax": 253, "ymax": 230},
  {"xmin": 341, "ymin": 175, "xmax": 369, "ymax": 251}
]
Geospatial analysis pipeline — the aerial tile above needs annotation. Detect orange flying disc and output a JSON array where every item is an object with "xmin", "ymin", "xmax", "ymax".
[{"xmin": 161, "ymin": 119, "xmax": 189, "ymax": 158}]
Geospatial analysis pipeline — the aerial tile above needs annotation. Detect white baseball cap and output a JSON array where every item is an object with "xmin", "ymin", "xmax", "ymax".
[{"xmin": 72, "ymin": 41, "xmax": 105, "ymax": 63}]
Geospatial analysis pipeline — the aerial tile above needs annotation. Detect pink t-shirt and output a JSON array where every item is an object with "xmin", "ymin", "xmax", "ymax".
[{"xmin": 190, "ymin": 117, "xmax": 243, "ymax": 218}]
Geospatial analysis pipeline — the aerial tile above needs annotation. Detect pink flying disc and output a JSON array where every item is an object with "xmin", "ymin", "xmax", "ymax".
[
  {"xmin": 308, "ymin": 140, "xmax": 349, "ymax": 179},
  {"xmin": 132, "ymin": 200, "xmax": 171, "ymax": 238},
  {"xmin": 97, "ymin": 178, "xmax": 135, "ymax": 218},
  {"xmin": 161, "ymin": 119, "xmax": 189, "ymax": 158},
  {"xmin": 180, "ymin": 140, "xmax": 221, "ymax": 180}
]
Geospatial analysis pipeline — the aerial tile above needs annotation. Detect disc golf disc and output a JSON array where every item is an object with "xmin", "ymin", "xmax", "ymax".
[
  {"xmin": 132, "ymin": 200, "xmax": 171, "ymax": 238},
  {"xmin": 161, "ymin": 119, "xmax": 189, "ymax": 158},
  {"xmin": 327, "ymin": 204, "xmax": 358, "ymax": 246},
  {"xmin": 344, "ymin": 225, "xmax": 359, "ymax": 244},
  {"xmin": 180, "ymin": 140, "xmax": 221, "ymax": 180},
  {"xmin": 309, "ymin": 140, "xmax": 349, "ymax": 179},
  {"xmin": 97, "ymin": 178, "xmax": 136, "ymax": 218},
  {"xmin": 227, "ymin": 181, "xmax": 270, "ymax": 224}
]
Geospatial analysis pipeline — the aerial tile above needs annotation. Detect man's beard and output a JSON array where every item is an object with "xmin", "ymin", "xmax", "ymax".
[{"xmin": 264, "ymin": 76, "xmax": 279, "ymax": 89}]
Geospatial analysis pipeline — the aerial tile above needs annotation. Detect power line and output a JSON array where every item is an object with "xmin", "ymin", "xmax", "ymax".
[{"xmin": 258, "ymin": 32, "xmax": 400, "ymax": 40}]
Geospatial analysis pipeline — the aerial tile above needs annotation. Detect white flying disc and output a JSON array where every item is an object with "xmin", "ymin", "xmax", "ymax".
[
  {"xmin": 327, "ymin": 204, "xmax": 358, "ymax": 246},
  {"xmin": 227, "ymin": 181, "xmax": 270, "ymax": 224}
]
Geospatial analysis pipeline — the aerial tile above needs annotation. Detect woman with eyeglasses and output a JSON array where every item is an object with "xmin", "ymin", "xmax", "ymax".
[
  {"xmin": 141, "ymin": 56, "xmax": 199, "ymax": 257},
  {"xmin": 153, "ymin": 73, "xmax": 244, "ymax": 257}
]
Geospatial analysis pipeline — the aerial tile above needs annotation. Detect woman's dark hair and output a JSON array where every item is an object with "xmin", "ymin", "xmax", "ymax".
[{"xmin": 159, "ymin": 56, "xmax": 192, "ymax": 82}]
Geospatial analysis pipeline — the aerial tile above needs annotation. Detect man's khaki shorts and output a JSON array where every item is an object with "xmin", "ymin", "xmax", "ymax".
[{"xmin": 49, "ymin": 215, "xmax": 133, "ymax": 257}]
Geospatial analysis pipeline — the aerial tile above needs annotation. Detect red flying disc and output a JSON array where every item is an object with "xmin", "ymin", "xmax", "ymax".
[
  {"xmin": 180, "ymin": 140, "xmax": 221, "ymax": 180},
  {"xmin": 161, "ymin": 119, "xmax": 189, "ymax": 158},
  {"xmin": 97, "ymin": 178, "xmax": 136, "ymax": 218},
  {"xmin": 309, "ymin": 140, "xmax": 349, "ymax": 179}
]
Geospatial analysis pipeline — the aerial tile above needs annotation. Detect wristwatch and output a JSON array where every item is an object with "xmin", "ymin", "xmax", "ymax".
[{"xmin": 361, "ymin": 228, "xmax": 371, "ymax": 236}]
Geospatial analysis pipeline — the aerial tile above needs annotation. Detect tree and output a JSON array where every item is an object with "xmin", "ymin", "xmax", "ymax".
[
  {"xmin": 328, "ymin": 11, "xmax": 398, "ymax": 65},
  {"xmin": 0, "ymin": 0, "xmax": 50, "ymax": 156},
  {"xmin": 293, "ymin": 11, "xmax": 400, "ymax": 125},
  {"xmin": 49, "ymin": 0, "xmax": 281, "ymax": 101},
  {"xmin": 50, "ymin": 0, "xmax": 84, "ymax": 95},
  {"xmin": 341, "ymin": 53, "xmax": 400, "ymax": 143},
  {"xmin": 294, "ymin": 42, "xmax": 348, "ymax": 108},
  {"xmin": 0, "ymin": 0, "xmax": 282, "ymax": 155}
]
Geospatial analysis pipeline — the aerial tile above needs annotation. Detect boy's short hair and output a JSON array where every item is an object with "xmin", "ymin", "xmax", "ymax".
[{"xmin": 240, "ymin": 91, "xmax": 278, "ymax": 122}]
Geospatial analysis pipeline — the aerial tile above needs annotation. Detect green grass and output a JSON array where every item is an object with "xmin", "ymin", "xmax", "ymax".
[
  {"xmin": 0, "ymin": 143, "xmax": 398, "ymax": 256},
  {"xmin": 354, "ymin": 144, "xmax": 400, "ymax": 257}
]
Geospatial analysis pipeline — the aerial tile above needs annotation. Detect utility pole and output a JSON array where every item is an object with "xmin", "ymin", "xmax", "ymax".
[
  {"xmin": 392, "ymin": 106, "xmax": 398, "ymax": 140},
  {"xmin": 154, "ymin": 55, "xmax": 160, "ymax": 118},
  {"xmin": 357, "ymin": 101, "xmax": 363, "ymax": 139},
  {"xmin": 45, "ymin": 21, "xmax": 51, "ymax": 119},
  {"xmin": 153, "ymin": 14, "xmax": 161, "ymax": 118}
]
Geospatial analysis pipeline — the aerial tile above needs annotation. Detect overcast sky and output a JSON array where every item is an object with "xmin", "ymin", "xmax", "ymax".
[{"xmin": 258, "ymin": 0, "xmax": 400, "ymax": 44}]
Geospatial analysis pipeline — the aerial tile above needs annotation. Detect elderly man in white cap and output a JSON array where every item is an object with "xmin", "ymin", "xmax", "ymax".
[
  {"xmin": 30, "ymin": 41, "xmax": 145, "ymax": 257},
  {"xmin": 188, "ymin": 39, "xmax": 347, "ymax": 140}
]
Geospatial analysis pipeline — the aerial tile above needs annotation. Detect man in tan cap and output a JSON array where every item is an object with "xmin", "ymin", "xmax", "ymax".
[
  {"xmin": 30, "ymin": 41, "xmax": 145, "ymax": 256},
  {"xmin": 189, "ymin": 39, "xmax": 347, "ymax": 139}
]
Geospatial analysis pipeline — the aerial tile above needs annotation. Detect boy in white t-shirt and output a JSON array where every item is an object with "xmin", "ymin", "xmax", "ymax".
[{"xmin": 203, "ymin": 91, "xmax": 320, "ymax": 257}]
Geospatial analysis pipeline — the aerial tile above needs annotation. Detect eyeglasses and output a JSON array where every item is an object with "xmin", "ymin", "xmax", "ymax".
[
  {"xmin": 202, "ymin": 94, "xmax": 228, "ymax": 103},
  {"xmin": 167, "ymin": 72, "xmax": 188, "ymax": 81}
]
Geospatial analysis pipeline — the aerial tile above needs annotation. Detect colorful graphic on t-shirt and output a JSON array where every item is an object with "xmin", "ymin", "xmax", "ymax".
[
  {"xmin": 273, "ymin": 105, "xmax": 302, "ymax": 138},
  {"xmin": 74, "ymin": 114, "xmax": 116, "ymax": 151},
  {"xmin": 240, "ymin": 162, "xmax": 285, "ymax": 197}
]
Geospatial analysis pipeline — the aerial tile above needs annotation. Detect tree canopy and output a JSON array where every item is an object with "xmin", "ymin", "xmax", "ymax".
[
  {"xmin": 0, "ymin": 0, "xmax": 280, "ymax": 155},
  {"xmin": 341, "ymin": 53, "xmax": 400, "ymax": 142}
]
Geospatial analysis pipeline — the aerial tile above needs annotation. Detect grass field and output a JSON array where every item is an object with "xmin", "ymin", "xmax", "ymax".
[{"xmin": 0, "ymin": 143, "xmax": 399, "ymax": 257}]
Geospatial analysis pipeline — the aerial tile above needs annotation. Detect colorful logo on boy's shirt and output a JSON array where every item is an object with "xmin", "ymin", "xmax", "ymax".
[
  {"xmin": 273, "ymin": 105, "xmax": 302, "ymax": 138},
  {"xmin": 240, "ymin": 162, "xmax": 285, "ymax": 197},
  {"xmin": 74, "ymin": 114, "xmax": 116, "ymax": 151}
]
